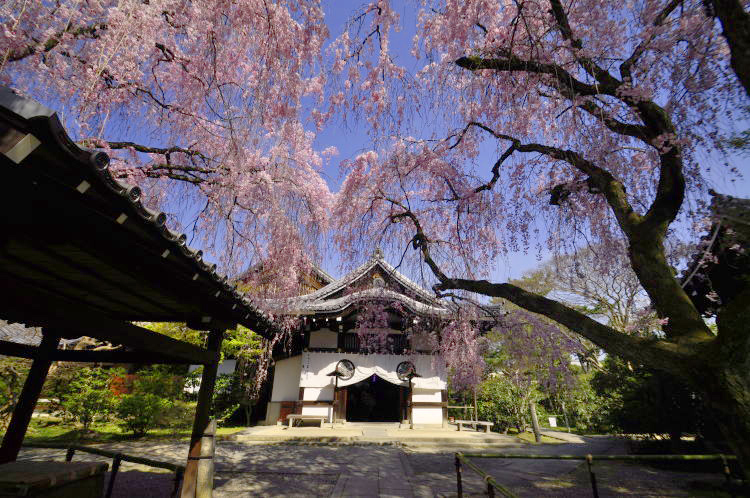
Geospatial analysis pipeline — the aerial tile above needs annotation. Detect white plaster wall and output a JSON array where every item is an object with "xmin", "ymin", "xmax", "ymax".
[
  {"xmin": 309, "ymin": 329, "xmax": 338, "ymax": 349},
  {"xmin": 270, "ymin": 356, "xmax": 302, "ymax": 402},
  {"xmin": 413, "ymin": 407, "xmax": 443, "ymax": 424},
  {"xmin": 412, "ymin": 388, "xmax": 443, "ymax": 424},
  {"xmin": 303, "ymin": 386, "xmax": 334, "ymax": 401},
  {"xmin": 412, "ymin": 388, "xmax": 441, "ymax": 402},
  {"xmin": 264, "ymin": 402, "xmax": 281, "ymax": 425},
  {"xmin": 300, "ymin": 386, "xmax": 333, "ymax": 420},
  {"xmin": 301, "ymin": 405, "xmax": 331, "ymax": 418}
]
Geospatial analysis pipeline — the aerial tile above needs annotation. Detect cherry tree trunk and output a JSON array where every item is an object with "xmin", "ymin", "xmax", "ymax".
[{"xmin": 702, "ymin": 366, "xmax": 750, "ymax": 479}]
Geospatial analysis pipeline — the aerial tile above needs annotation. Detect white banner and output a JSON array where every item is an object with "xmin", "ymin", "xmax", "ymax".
[{"xmin": 299, "ymin": 352, "xmax": 446, "ymax": 390}]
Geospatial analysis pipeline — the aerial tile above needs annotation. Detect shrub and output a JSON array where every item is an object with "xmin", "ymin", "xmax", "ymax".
[
  {"xmin": 156, "ymin": 400, "xmax": 196, "ymax": 429},
  {"xmin": 116, "ymin": 393, "xmax": 170, "ymax": 436},
  {"xmin": 60, "ymin": 368, "xmax": 115, "ymax": 430}
]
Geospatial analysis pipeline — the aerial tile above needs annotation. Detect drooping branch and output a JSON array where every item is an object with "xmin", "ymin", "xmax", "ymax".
[
  {"xmin": 620, "ymin": 0, "xmax": 683, "ymax": 80},
  {"xmin": 548, "ymin": 0, "xmax": 622, "ymax": 89}
]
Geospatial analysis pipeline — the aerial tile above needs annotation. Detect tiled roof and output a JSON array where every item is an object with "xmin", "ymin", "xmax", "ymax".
[
  {"xmin": 0, "ymin": 321, "xmax": 41, "ymax": 346},
  {"xmin": 297, "ymin": 249, "xmax": 438, "ymax": 306}
]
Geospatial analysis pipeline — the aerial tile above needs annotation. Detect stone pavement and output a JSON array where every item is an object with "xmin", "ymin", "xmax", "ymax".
[
  {"xmin": 17, "ymin": 433, "xmax": 627, "ymax": 497},
  {"xmin": 229, "ymin": 422, "xmax": 524, "ymax": 446}
]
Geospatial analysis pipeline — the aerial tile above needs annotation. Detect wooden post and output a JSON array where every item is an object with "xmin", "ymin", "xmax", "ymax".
[
  {"xmin": 196, "ymin": 419, "xmax": 216, "ymax": 498},
  {"xmin": 441, "ymin": 390, "xmax": 448, "ymax": 428},
  {"xmin": 472, "ymin": 388, "xmax": 478, "ymax": 423},
  {"xmin": 530, "ymin": 400, "xmax": 542, "ymax": 443},
  {"xmin": 0, "ymin": 330, "xmax": 60, "ymax": 464},
  {"xmin": 408, "ymin": 377, "xmax": 413, "ymax": 429},
  {"xmin": 181, "ymin": 329, "xmax": 223, "ymax": 498}
]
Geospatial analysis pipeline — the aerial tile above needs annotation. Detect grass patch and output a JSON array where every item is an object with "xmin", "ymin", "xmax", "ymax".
[
  {"xmin": 515, "ymin": 431, "xmax": 564, "ymax": 444},
  {"xmin": 543, "ymin": 425, "xmax": 593, "ymax": 435},
  {"xmin": 6, "ymin": 418, "xmax": 247, "ymax": 445}
]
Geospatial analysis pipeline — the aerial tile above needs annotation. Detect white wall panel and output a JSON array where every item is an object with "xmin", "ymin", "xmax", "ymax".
[{"xmin": 270, "ymin": 356, "xmax": 302, "ymax": 402}]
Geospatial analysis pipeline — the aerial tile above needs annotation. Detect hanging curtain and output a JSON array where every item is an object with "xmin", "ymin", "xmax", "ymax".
[{"xmin": 299, "ymin": 352, "xmax": 446, "ymax": 389}]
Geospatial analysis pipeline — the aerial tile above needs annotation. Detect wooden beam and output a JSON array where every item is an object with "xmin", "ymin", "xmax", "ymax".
[
  {"xmin": 53, "ymin": 349, "xmax": 198, "ymax": 364},
  {"xmin": 0, "ymin": 340, "xmax": 201, "ymax": 364},
  {"xmin": 411, "ymin": 401, "xmax": 449, "ymax": 407},
  {"xmin": 0, "ymin": 272, "xmax": 215, "ymax": 364},
  {"xmin": 0, "ymin": 340, "xmax": 35, "ymax": 359},
  {"xmin": 0, "ymin": 331, "xmax": 59, "ymax": 464}
]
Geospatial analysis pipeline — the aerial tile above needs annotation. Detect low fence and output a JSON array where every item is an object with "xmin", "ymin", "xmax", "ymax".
[
  {"xmin": 23, "ymin": 442, "xmax": 184, "ymax": 498},
  {"xmin": 454, "ymin": 452, "xmax": 740, "ymax": 498}
]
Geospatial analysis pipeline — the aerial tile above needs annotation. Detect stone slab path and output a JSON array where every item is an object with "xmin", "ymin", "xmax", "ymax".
[{"xmin": 17, "ymin": 435, "xmax": 730, "ymax": 497}]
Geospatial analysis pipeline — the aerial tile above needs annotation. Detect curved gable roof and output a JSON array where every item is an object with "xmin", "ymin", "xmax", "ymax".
[{"xmin": 300, "ymin": 249, "xmax": 438, "ymax": 306}]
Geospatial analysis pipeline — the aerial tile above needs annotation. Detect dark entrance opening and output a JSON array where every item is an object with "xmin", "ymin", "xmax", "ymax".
[{"xmin": 345, "ymin": 375, "xmax": 406, "ymax": 422}]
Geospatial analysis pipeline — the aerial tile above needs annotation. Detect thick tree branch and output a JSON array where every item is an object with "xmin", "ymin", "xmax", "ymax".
[
  {"xmin": 462, "ymin": 122, "xmax": 643, "ymax": 233},
  {"xmin": 707, "ymin": 0, "xmax": 750, "ymax": 97},
  {"xmin": 4, "ymin": 23, "xmax": 106, "ymax": 63},
  {"xmin": 103, "ymin": 141, "xmax": 210, "ymax": 161},
  {"xmin": 454, "ymin": 47, "xmax": 704, "ymax": 341},
  {"xmin": 398, "ymin": 209, "xmax": 697, "ymax": 373},
  {"xmin": 420, "ymin": 121, "xmax": 710, "ymax": 342},
  {"xmin": 435, "ymin": 276, "xmax": 694, "ymax": 373},
  {"xmin": 576, "ymin": 100, "xmax": 652, "ymax": 140},
  {"xmin": 455, "ymin": 55, "xmax": 615, "ymax": 97}
]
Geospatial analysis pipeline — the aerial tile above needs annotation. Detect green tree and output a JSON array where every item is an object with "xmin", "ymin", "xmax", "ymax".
[{"xmin": 60, "ymin": 368, "xmax": 115, "ymax": 430}]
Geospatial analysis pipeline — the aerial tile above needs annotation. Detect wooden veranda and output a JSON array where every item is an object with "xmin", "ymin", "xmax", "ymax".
[{"xmin": 0, "ymin": 86, "xmax": 277, "ymax": 497}]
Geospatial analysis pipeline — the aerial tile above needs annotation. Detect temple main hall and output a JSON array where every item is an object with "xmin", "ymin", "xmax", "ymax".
[{"xmin": 264, "ymin": 250, "xmax": 452, "ymax": 426}]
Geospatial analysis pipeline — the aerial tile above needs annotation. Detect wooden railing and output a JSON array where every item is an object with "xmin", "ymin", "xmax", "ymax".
[
  {"xmin": 23, "ymin": 442, "xmax": 184, "ymax": 498},
  {"xmin": 454, "ymin": 452, "xmax": 740, "ymax": 498}
]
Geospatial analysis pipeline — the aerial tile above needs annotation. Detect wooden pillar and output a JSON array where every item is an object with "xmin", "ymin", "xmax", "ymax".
[
  {"xmin": 196, "ymin": 419, "xmax": 216, "ymax": 498},
  {"xmin": 181, "ymin": 329, "xmax": 224, "ymax": 498},
  {"xmin": 0, "ymin": 330, "xmax": 60, "ymax": 464}
]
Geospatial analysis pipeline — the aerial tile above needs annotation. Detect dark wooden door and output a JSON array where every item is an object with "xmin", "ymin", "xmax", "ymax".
[{"xmin": 334, "ymin": 387, "xmax": 347, "ymax": 421}]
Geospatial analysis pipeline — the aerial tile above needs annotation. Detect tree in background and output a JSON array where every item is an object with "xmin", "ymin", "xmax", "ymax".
[
  {"xmin": 331, "ymin": 0, "xmax": 749, "ymax": 473},
  {"xmin": 475, "ymin": 373, "xmax": 540, "ymax": 433}
]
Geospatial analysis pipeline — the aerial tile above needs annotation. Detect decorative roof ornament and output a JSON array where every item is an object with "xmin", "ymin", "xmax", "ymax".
[{"xmin": 372, "ymin": 247, "xmax": 384, "ymax": 260}]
